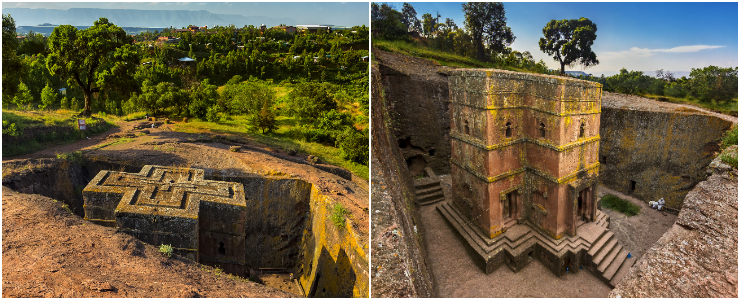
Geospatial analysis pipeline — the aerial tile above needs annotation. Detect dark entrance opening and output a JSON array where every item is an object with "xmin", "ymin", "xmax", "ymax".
[
  {"xmin": 464, "ymin": 120, "xmax": 470, "ymax": 135},
  {"xmin": 406, "ymin": 155, "xmax": 426, "ymax": 178},
  {"xmin": 539, "ymin": 122, "xmax": 546, "ymax": 138},
  {"xmin": 505, "ymin": 122, "xmax": 512, "ymax": 137},
  {"xmin": 428, "ymin": 148, "xmax": 436, "ymax": 156},
  {"xmin": 218, "ymin": 242, "xmax": 226, "ymax": 255},
  {"xmin": 630, "ymin": 180, "xmax": 637, "ymax": 192},
  {"xmin": 397, "ymin": 137, "xmax": 411, "ymax": 148}
]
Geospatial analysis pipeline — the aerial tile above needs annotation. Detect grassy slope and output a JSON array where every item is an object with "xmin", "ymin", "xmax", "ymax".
[{"xmin": 639, "ymin": 93, "xmax": 737, "ymax": 116}]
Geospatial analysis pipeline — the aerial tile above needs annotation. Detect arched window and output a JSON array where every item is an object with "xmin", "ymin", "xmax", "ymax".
[
  {"xmin": 580, "ymin": 122, "xmax": 586, "ymax": 138},
  {"xmin": 464, "ymin": 120, "xmax": 470, "ymax": 135},
  {"xmin": 539, "ymin": 122, "xmax": 546, "ymax": 138},
  {"xmin": 505, "ymin": 122, "xmax": 512, "ymax": 137}
]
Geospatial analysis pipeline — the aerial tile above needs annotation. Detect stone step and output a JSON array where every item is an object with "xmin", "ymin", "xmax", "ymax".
[
  {"xmin": 413, "ymin": 178, "xmax": 440, "ymax": 190},
  {"xmin": 609, "ymin": 255, "xmax": 637, "ymax": 288},
  {"xmin": 437, "ymin": 203, "xmax": 488, "ymax": 257},
  {"xmin": 418, "ymin": 195, "xmax": 445, "ymax": 206},
  {"xmin": 416, "ymin": 185, "xmax": 443, "ymax": 197},
  {"xmin": 592, "ymin": 238, "xmax": 618, "ymax": 266},
  {"xmin": 603, "ymin": 249, "xmax": 630, "ymax": 281},
  {"xmin": 418, "ymin": 191, "xmax": 444, "ymax": 203},
  {"xmin": 597, "ymin": 242, "xmax": 623, "ymax": 273},
  {"xmin": 588, "ymin": 231, "xmax": 614, "ymax": 257}
]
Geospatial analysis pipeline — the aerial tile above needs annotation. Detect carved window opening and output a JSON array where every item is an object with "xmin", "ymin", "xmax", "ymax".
[
  {"xmin": 464, "ymin": 120, "xmax": 470, "ymax": 135},
  {"xmin": 539, "ymin": 122, "xmax": 546, "ymax": 138},
  {"xmin": 505, "ymin": 122, "xmax": 512, "ymax": 137},
  {"xmin": 580, "ymin": 122, "xmax": 586, "ymax": 138},
  {"xmin": 462, "ymin": 183, "xmax": 473, "ymax": 199},
  {"xmin": 630, "ymin": 180, "xmax": 637, "ymax": 192},
  {"xmin": 218, "ymin": 242, "xmax": 226, "ymax": 255}
]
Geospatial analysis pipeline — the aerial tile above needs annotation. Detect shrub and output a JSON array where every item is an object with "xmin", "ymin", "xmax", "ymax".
[
  {"xmin": 330, "ymin": 203, "xmax": 349, "ymax": 228},
  {"xmin": 721, "ymin": 125, "xmax": 738, "ymax": 149},
  {"xmin": 720, "ymin": 151, "xmax": 738, "ymax": 167},
  {"xmin": 2, "ymin": 121, "xmax": 19, "ymax": 136},
  {"xmin": 335, "ymin": 128, "xmax": 369, "ymax": 165},
  {"xmin": 601, "ymin": 194, "xmax": 640, "ymax": 216},
  {"xmin": 159, "ymin": 244, "xmax": 173, "ymax": 257},
  {"xmin": 56, "ymin": 151, "xmax": 85, "ymax": 164}
]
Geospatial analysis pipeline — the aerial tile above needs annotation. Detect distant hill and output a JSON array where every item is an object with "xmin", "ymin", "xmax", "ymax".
[
  {"xmin": 593, "ymin": 71, "xmax": 691, "ymax": 78},
  {"xmin": 4, "ymin": 7, "xmax": 297, "ymax": 28}
]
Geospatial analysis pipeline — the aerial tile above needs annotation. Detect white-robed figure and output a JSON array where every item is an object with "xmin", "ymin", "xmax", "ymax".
[{"xmin": 649, "ymin": 198, "xmax": 665, "ymax": 210}]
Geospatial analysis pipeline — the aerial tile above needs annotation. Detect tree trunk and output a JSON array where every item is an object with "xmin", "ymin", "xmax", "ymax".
[
  {"xmin": 475, "ymin": 37, "xmax": 487, "ymax": 62},
  {"xmin": 560, "ymin": 61, "xmax": 566, "ymax": 76},
  {"xmin": 82, "ymin": 89, "xmax": 92, "ymax": 116}
]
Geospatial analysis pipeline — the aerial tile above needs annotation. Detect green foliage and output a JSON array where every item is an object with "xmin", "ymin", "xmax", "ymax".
[
  {"xmin": 61, "ymin": 203, "xmax": 74, "ymax": 215},
  {"xmin": 159, "ymin": 244, "xmax": 173, "ymax": 257},
  {"xmin": 206, "ymin": 106, "xmax": 220, "ymax": 122},
  {"xmin": 3, "ymin": 14, "xmax": 24, "ymax": 104},
  {"xmin": 687, "ymin": 66, "xmax": 738, "ymax": 104},
  {"xmin": 128, "ymin": 80, "xmax": 189, "ymax": 115},
  {"xmin": 248, "ymin": 106, "xmax": 278, "ymax": 134},
  {"xmin": 2, "ymin": 121, "xmax": 18, "ymax": 136},
  {"xmin": 188, "ymin": 79, "xmax": 219, "ymax": 119},
  {"xmin": 462, "ymin": 2, "xmax": 516, "ymax": 61},
  {"xmin": 56, "ymin": 150, "xmax": 85, "ymax": 164},
  {"xmin": 335, "ymin": 127, "xmax": 369, "ymax": 165},
  {"xmin": 17, "ymin": 31, "xmax": 47, "ymax": 56},
  {"xmin": 539, "ymin": 17, "xmax": 599, "ymax": 74},
  {"xmin": 39, "ymin": 83, "xmax": 57, "ymax": 110},
  {"xmin": 12, "ymin": 82, "xmax": 33, "ymax": 109},
  {"xmin": 601, "ymin": 194, "xmax": 641, "ymax": 217},
  {"xmin": 719, "ymin": 151, "xmax": 738, "ymax": 167},
  {"xmin": 330, "ymin": 203, "xmax": 349, "ymax": 228},
  {"xmin": 721, "ymin": 125, "xmax": 738, "ymax": 149},
  {"xmin": 46, "ymin": 18, "xmax": 136, "ymax": 116},
  {"xmin": 222, "ymin": 81, "xmax": 276, "ymax": 116},
  {"xmin": 371, "ymin": 3, "xmax": 409, "ymax": 41},
  {"xmin": 287, "ymin": 82, "xmax": 337, "ymax": 125}
]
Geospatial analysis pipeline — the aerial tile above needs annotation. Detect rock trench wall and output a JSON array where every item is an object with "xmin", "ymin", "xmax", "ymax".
[
  {"xmin": 599, "ymin": 102, "xmax": 734, "ymax": 209},
  {"xmin": 1, "ymin": 156, "xmax": 369, "ymax": 298}
]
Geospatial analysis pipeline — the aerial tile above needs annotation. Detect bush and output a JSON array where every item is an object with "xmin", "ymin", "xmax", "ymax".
[
  {"xmin": 601, "ymin": 194, "xmax": 641, "ymax": 216},
  {"xmin": 335, "ymin": 128, "xmax": 369, "ymax": 165}
]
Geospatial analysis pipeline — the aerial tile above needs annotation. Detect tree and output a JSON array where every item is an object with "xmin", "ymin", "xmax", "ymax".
[
  {"xmin": 421, "ymin": 13, "xmax": 437, "ymax": 38},
  {"xmin": 462, "ymin": 2, "xmax": 515, "ymax": 62},
  {"xmin": 371, "ymin": 3, "xmax": 407, "ymax": 40},
  {"xmin": 39, "ymin": 83, "xmax": 57, "ymax": 110},
  {"xmin": 46, "ymin": 18, "xmax": 135, "ymax": 116},
  {"xmin": 687, "ymin": 66, "xmax": 738, "ymax": 104},
  {"xmin": 539, "ymin": 18, "xmax": 599, "ymax": 75},
  {"xmin": 287, "ymin": 82, "xmax": 337, "ymax": 125},
  {"xmin": 13, "ymin": 82, "xmax": 33, "ymax": 109},
  {"xmin": 3, "ymin": 14, "xmax": 23, "ymax": 106},
  {"xmin": 17, "ymin": 30, "xmax": 47, "ymax": 56},
  {"xmin": 401, "ymin": 3, "xmax": 422, "ymax": 33}
]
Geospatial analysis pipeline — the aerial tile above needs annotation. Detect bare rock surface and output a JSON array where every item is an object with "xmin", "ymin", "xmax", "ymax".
[
  {"xmin": 609, "ymin": 146, "xmax": 738, "ymax": 298},
  {"xmin": 602, "ymin": 91, "xmax": 737, "ymax": 123}
]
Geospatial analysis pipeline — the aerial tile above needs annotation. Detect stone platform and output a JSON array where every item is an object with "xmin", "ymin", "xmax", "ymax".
[{"xmin": 438, "ymin": 201, "xmax": 636, "ymax": 287}]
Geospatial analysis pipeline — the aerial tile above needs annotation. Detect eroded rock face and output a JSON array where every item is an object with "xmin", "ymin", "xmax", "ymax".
[
  {"xmin": 609, "ymin": 146, "xmax": 738, "ymax": 298},
  {"xmin": 599, "ymin": 92, "xmax": 735, "ymax": 209},
  {"xmin": 375, "ymin": 49, "xmax": 451, "ymax": 176}
]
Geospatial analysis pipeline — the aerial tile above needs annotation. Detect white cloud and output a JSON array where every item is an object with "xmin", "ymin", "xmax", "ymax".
[{"xmin": 601, "ymin": 45, "xmax": 724, "ymax": 59}]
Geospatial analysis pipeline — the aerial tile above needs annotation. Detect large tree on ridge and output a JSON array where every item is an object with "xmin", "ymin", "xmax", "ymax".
[
  {"xmin": 462, "ymin": 2, "xmax": 515, "ymax": 62},
  {"xmin": 46, "ymin": 18, "xmax": 136, "ymax": 116},
  {"xmin": 539, "ymin": 17, "xmax": 599, "ymax": 75}
]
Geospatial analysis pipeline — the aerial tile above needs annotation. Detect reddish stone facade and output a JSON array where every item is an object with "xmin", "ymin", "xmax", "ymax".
[{"xmin": 449, "ymin": 69, "xmax": 602, "ymax": 240}]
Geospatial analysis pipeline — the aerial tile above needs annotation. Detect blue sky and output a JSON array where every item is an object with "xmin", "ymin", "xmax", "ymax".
[
  {"xmin": 3, "ymin": 2, "xmax": 369, "ymax": 27},
  {"xmin": 391, "ymin": 2, "xmax": 738, "ymax": 76}
]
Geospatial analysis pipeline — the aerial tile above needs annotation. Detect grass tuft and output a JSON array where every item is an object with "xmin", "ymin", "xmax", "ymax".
[
  {"xmin": 159, "ymin": 244, "xmax": 173, "ymax": 257},
  {"xmin": 601, "ymin": 194, "xmax": 641, "ymax": 216},
  {"xmin": 330, "ymin": 203, "xmax": 349, "ymax": 228}
]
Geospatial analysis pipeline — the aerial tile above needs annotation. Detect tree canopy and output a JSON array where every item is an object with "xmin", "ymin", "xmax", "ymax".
[
  {"xmin": 46, "ymin": 17, "xmax": 137, "ymax": 116},
  {"xmin": 462, "ymin": 2, "xmax": 515, "ymax": 62},
  {"xmin": 539, "ymin": 17, "xmax": 599, "ymax": 75},
  {"xmin": 3, "ymin": 14, "xmax": 23, "ymax": 104}
]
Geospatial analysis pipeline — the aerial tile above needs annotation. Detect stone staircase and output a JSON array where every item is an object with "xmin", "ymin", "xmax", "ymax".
[
  {"xmin": 437, "ymin": 201, "xmax": 636, "ymax": 287},
  {"xmin": 413, "ymin": 167, "xmax": 445, "ymax": 206}
]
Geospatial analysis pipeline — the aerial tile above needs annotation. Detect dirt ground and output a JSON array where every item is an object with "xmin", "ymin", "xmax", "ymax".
[
  {"xmin": 420, "ymin": 174, "xmax": 677, "ymax": 297},
  {"xmin": 2, "ymin": 119, "xmax": 369, "ymax": 298}
]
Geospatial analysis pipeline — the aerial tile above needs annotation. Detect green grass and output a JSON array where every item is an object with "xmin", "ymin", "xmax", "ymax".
[
  {"xmin": 2, "ymin": 109, "xmax": 118, "ymax": 157},
  {"xmin": 721, "ymin": 125, "xmax": 738, "ymax": 149},
  {"xmin": 330, "ymin": 203, "xmax": 349, "ymax": 228},
  {"xmin": 374, "ymin": 39, "xmax": 539, "ymax": 74},
  {"xmin": 601, "ymin": 194, "xmax": 641, "ymax": 217},
  {"xmin": 173, "ymin": 115, "xmax": 368, "ymax": 180},
  {"xmin": 641, "ymin": 93, "xmax": 738, "ymax": 116}
]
